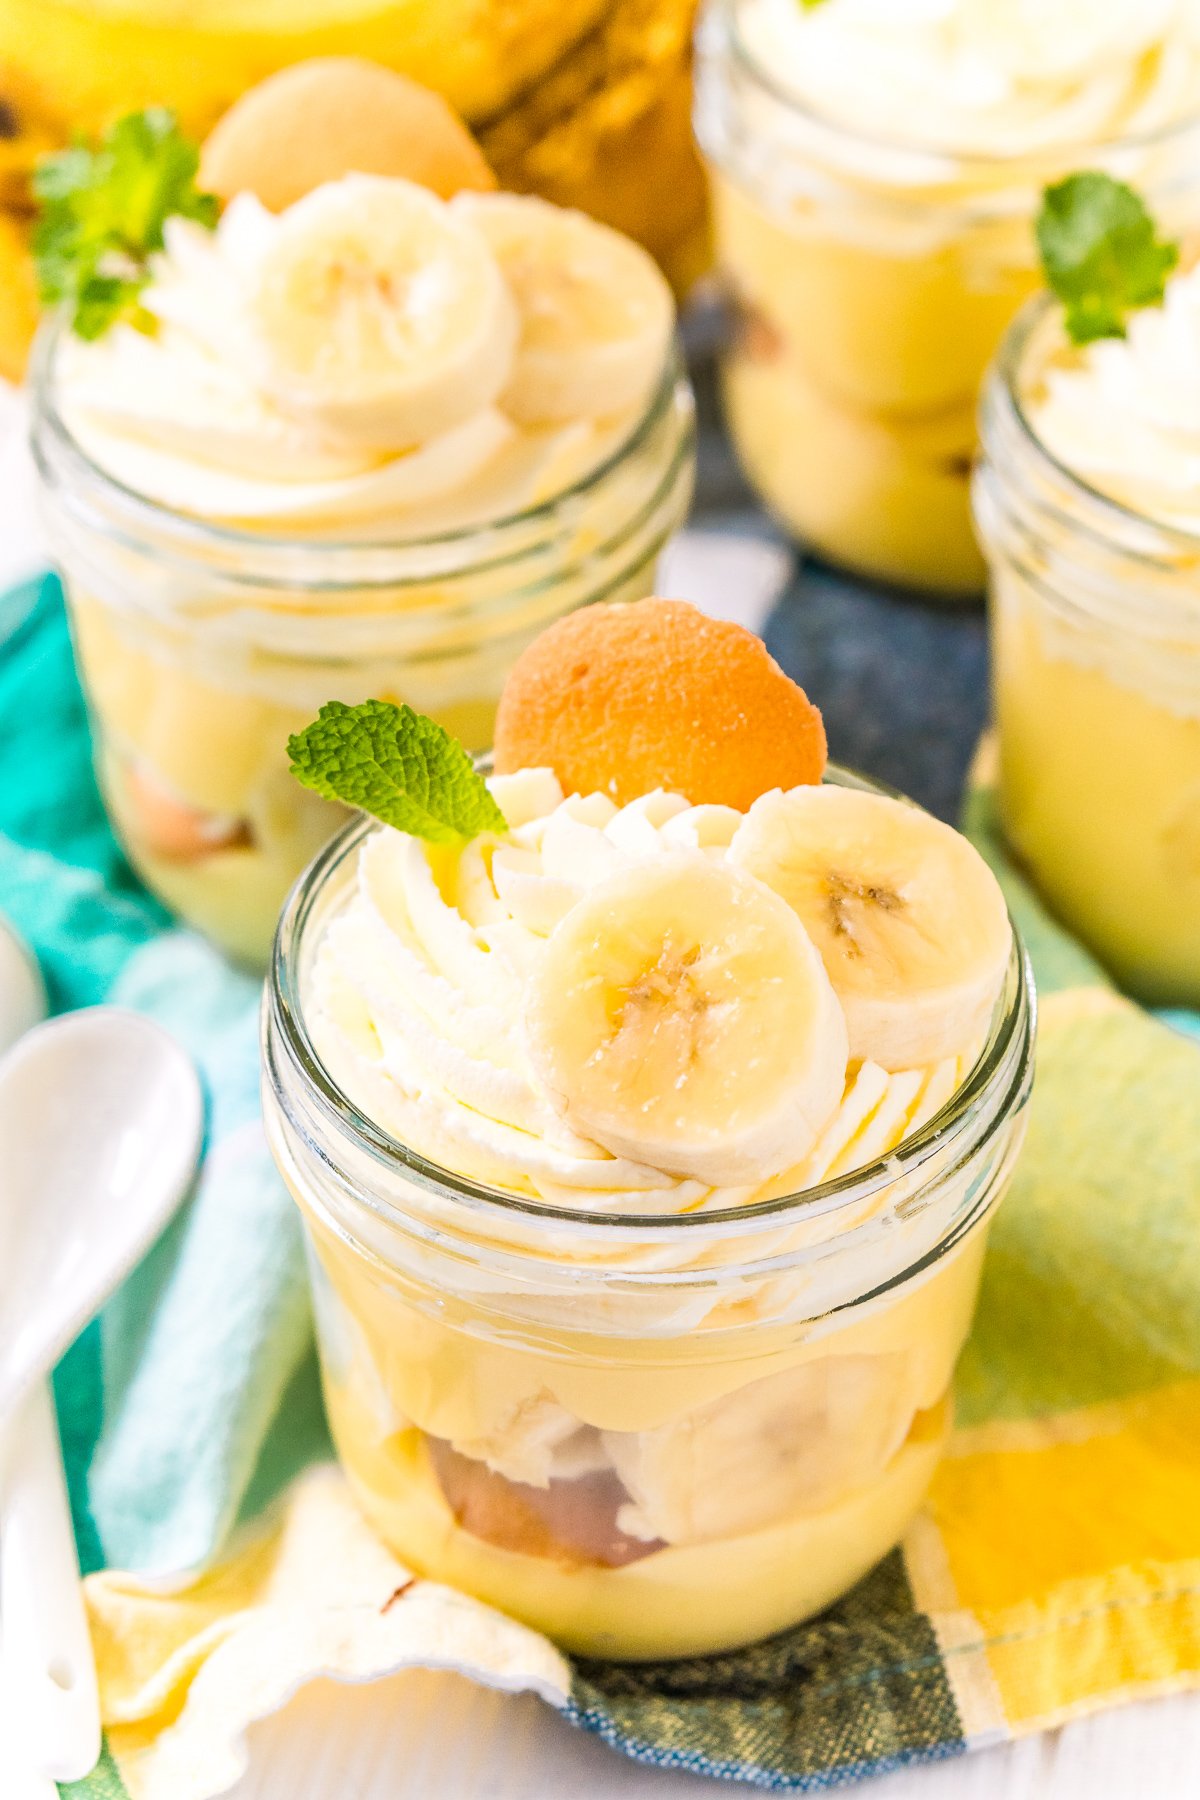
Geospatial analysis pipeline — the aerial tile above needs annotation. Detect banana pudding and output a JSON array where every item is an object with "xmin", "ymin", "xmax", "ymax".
[
  {"xmin": 263, "ymin": 598, "xmax": 1034, "ymax": 1658},
  {"xmin": 33, "ymin": 107, "xmax": 693, "ymax": 966},
  {"xmin": 976, "ymin": 241, "xmax": 1200, "ymax": 1004},
  {"xmin": 694, "ymin": 0, "xmax": 1200, "ymax": 595}
]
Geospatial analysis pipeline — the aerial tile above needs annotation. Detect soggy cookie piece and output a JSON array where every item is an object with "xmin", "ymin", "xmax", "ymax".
[
  {"xmin": 493, "ymin": 597, "xmax": 827, "ymax": 808},
  {"xmin": 199, "ymin": 58, "xmax": 497, "ymax": 212}
]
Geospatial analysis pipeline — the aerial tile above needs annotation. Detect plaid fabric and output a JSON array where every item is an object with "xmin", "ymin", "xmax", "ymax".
[
  {"xmin": 566, "ymin": 1002, "xmax": 1200, "ymax": 1781},
  {"xmin": 567, "ymin": 1554, "xmax": 965, "ymax": 1789},
  {"xmin": 3, "ymin": 578, "xmax": 1199, "ymax": 1799}
]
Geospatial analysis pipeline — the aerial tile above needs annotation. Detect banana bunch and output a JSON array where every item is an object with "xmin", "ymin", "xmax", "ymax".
[{"xmin": 0, "ymin": 0, "xmax": 705, "ymax": 379}]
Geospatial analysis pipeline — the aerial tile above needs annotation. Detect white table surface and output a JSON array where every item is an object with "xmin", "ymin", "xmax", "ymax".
[{"xmin": 3, "ymin": 391, "xmax": 1198, "ymax": 1800}]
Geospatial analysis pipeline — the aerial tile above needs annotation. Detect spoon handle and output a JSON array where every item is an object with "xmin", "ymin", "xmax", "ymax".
[{"xmin": 0, "ymin": 1380, "xmax": 101, "ymax": 1783}]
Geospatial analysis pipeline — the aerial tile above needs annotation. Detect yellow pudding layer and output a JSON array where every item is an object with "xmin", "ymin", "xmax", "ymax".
[
  {"xmin": 336, "ymin": 1402, "xmax": 949, "ymax": 1660},
  {"xmin": 69, "ymin": 582, "xmax": 520, "ymax": 966},
  {"xmin": 991, "ymin": 569, "xmax": 1200, "ymax": 1006},
  {"xmin": 64, "ymin": 549, "xmax": 665, "ymax": 965},
  {"xmin": 712, "ymin": 173, "xmax": 1032, "ymax": 596},
  {"xmin": 298, "ymin": 1188, "xmax": 984, "ymax": 1659}
]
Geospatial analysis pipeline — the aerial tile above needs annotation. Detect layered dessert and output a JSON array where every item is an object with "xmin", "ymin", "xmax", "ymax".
[
  {"xmin": 695, "ymin": 0, "xmax": 1200, "ymax": 594},
  {"xmin": 976, "ymin": 181, "xmax": 1200, "ymax": 1003},
  {"xmin": 263, "ymin": 598, "xmax": 1032, "ymax": 1658},
  {"xmin": 32, "ymin": 82, "xmax": 692, "ymax": 965}
]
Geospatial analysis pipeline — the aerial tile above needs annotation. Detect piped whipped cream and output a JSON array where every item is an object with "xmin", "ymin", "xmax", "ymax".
[
  {"xmin": 308, "ymin": 767, "xmax": 966, "ymax": 1214},
  {"xmin": 54, "ymin": 193, "xmax": 651, "ymax": 536},
  {"xmin": 1031, "ymin": 264, "xmax": 1200, "ymax": 532},
  {"xmin": 736, "ymin": 0, "xmax": 1200, "ymax": 161}
]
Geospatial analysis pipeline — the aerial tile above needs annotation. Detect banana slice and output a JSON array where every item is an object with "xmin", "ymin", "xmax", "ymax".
[
  {"xmin": 452, "ymin": 192, "xmax": 674, "ymax": 424},
  {"xmin": 729, "ymin": 788, "xmax": 1012, "ymax": 1070},
  {"xmin": 246, "ymin": 175, "xmax": 518, "ymax": 451},
  {"xmin": 604, "ymin": 1352, "xmax": 916, "ymax": 1544},
  {"xmin": 524, "ymin": 852, "xmax": 848, "ymax": 1185}
]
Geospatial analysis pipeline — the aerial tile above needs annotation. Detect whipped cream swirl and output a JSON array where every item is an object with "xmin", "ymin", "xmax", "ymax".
[
  {"xmin": 736, "ymin": 0, "xmax": 1200, "ymax": 161},
  {"xmin": 1030, "ymin": 265, "xmax": 1200, "ymax": 532},
  {"xmin": 308, "ymin": 768, "xmax": 965, "ymax": 1215},
  {"xmin": 54, "ymin": 196, "xmax": 644, "ymax": 536}
]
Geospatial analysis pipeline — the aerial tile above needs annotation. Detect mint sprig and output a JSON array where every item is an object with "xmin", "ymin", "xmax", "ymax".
[
  {"xmin": 288, "ymin": 701, "xmax": 508, "ymax": 844},
  {"xmin": 33, "ymin": 107, "xmax": 218, "ymax": 342},
  {"xmin": 1036, "ymin": 172, "xmax": 1178, "ymax": 347}
]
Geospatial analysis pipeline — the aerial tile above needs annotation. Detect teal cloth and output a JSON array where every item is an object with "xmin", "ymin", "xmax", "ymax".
[{"xmin": 0, "ymin": 575, "xmax": 327, "ymax": 1582}]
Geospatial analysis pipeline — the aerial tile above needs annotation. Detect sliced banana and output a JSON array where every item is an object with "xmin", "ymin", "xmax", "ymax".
[
  {"xmin": 246, "ymin": 174, "xmax": 518, "ymax": 451},
  {"xmin": 604, "ymin": 1352, "xmax": 916, "ymax": 1544},
  {"xmin": 452, "ymin": 192, "xmax": 674, "ymax": 424},
  {"xmin": 523, "ymin": 852, "xmax": 848, "ymax": 1185},
  {"xmin": 729, "ymin": 787, "xmax": 1012, "ymax": 1070}
]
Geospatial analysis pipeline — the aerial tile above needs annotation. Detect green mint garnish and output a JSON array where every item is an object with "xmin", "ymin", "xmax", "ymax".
[
  {"xmin": 33, "ymin": 107, "xmax": 218, "ymax": 341},
  {"xmin": 288, "ymin": 701, "xmax": 508, "ymax": 844},
  {"xmin": 1036, "ymin": 172, "xmax": 1178, "ymax": 347}
]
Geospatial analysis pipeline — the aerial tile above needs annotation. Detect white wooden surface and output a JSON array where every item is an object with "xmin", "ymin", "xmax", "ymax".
[
  {"xmin": 223, "ymin": 1672, "xmax": 1200, "ymax": 1800},
  {"xmin": 3, "ymin": 395, "xmax": 1198, "ymax": 1800}
]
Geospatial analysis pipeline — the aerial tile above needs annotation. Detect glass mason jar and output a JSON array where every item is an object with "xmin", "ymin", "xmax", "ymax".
[
  {"xmin": 262, "ymin": 770, "xmax": 1034, "ymax": 1661},
  {"xmin": 31, "ymin": 335, "xmax": 695, "ymax": 968},
  {"xmin": 975, "ymin": 298, "xmax": 1200, "ymax": 1007},
  {"xmin": 693, "ymin": 0, "xmax": 1200, "ymax": 598}
]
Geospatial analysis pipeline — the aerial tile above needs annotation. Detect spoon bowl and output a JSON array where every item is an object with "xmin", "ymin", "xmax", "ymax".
[
  {"xmin": 0, "ymin": 1003, "xmax": 203, "ymax": 1783},
  {"xmin": 0, "ymin": 1006, "xmax": 204, "ymax": 1425}
]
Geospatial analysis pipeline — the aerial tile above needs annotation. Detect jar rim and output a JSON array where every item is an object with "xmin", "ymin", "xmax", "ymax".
[
  {"xmin": 265, "ymin": 764, "xmax": 1035, "ymax": 1241},
  {"xmin": 30, "ymin": 318, "xmax": 685, "ymax": 562},
  {"xmin": 988, "ymin": 291, "xmax": 1200, "ymax": 571},
  {"xmin": 713, "ymin": 0, "xmax": 1200, "ymax": 178}
]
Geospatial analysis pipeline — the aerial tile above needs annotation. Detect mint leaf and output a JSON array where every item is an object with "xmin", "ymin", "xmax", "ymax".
[
  {"xmin": 1036, "ymin": 172, "xmax": 1178, "ymax": 346},
  {"xmin": 33, "ymin": 107, "xmax": 218, "ymax": 341},
  {"xmin": 288, "ymin": 701, "xmax": 508, "ymax": 844}
]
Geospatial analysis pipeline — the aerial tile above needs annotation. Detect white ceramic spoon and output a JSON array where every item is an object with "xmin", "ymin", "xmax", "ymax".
[
  {"xmin": 0, "ymin": 913, "xmax": 55, "ymax": 1800},
  {"xmin": 0, "ymin": 914, "xmax": 44, "ymax": 1058},
  {"xmin": 0, "ymin": 1005, "xmax": 203, "ymax": 1785}
]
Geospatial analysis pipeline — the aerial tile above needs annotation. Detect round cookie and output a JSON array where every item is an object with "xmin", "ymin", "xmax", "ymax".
[
  {"xmin": 199, "ymin": 58, "xmax": 497, "ymax": 212},
  {"xmin": 493, "ymin": 598, "xmax": 827, "ymax": 810}
]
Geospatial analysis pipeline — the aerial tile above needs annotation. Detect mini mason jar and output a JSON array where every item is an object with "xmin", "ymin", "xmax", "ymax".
[
  {"xmin": 975, "ymin": 299, "xmax": 1200, "ymax": 1007},
  {"xmin": 694, "ymin": 0, "xmax": 1200, "ymax": 597},
  {"xmin": 32, "ymin": 338, "xmax": 695, "ymax": 968},
  {"xmin": 262, "ymin": 772, "xmax": 1034, "ymax": 1662}
]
